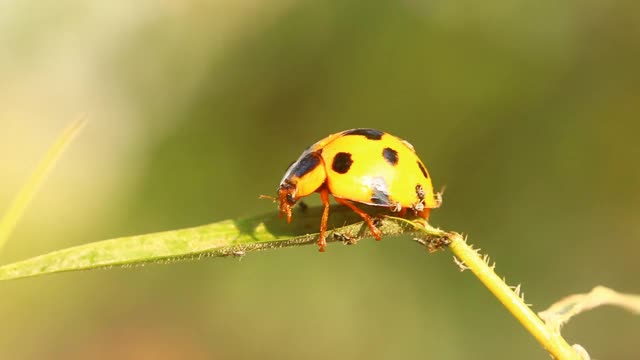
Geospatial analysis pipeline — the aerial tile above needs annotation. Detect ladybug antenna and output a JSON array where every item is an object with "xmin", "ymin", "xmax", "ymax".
[{"xmin": 259, "ymin": 194, "xmax": 277, "ymax": 203}]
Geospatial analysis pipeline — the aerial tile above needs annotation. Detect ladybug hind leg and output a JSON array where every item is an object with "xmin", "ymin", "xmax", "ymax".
[
  {"xmin": 334, "ymin": 197, "xmax": 383, "ymax": 241},
  {"xmin": 317, "ymin": 187, "xmax": 331, "ymax": 252}
]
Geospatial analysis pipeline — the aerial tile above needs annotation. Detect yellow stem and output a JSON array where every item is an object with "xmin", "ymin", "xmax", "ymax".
[{"xmin": 447, "ymin": 232, "xmax": 581, "ymax": 360}]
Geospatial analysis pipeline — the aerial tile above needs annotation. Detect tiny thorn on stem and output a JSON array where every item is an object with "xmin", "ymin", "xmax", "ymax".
[
  {"xmin": 453, "ymin": 256, "xmax": 469, "ymax": 272},
  {"xmin": 572, "ymin": 344, "xmax": 591, "ymax": 360}
]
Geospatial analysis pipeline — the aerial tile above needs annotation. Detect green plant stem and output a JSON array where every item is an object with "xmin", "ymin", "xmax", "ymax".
[
  {"xmin": 434, "ymin": 230, "xmax": 580, "ymax": 360},
  {"xmin": 0, "ymin": 205, "xmax": 582, "ymax": 359},
  {"xmin": 0, "ymin": 118, "xmax": 86, "ymax": 253},
  {"xmin": 0, "ymin": 206, "xmax": 402, "ymax": 280},
  {"xmin": 383, "ymin": 218, "xmax": 581, "ymax": 360}
]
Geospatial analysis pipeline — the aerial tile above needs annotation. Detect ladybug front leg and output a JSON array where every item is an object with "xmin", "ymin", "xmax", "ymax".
[
  {"xmin": 334, "ymin": 197, "xmax": 382, "ymax": 241},
  {"xmin": 318, "ymin": 187, "xmax": 331, "ymax": 252}
]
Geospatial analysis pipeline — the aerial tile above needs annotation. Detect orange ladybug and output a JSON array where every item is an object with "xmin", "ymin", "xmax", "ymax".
[{"xmin": 277, "ymin": 128, "xmax": 440, "ymax": 251}]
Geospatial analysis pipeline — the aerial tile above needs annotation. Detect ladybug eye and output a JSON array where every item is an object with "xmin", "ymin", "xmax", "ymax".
[{"xmin": 286, "ymin": 193, "xmax": 296, "ymax": 205}]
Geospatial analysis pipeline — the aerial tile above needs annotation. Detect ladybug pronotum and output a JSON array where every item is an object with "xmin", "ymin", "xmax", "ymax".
[{"xmin": 277, "ymin": 128, "xmax": 440, "ymax": 252}]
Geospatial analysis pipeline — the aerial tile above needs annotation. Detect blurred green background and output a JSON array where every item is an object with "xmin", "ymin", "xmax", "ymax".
[{"xmin": 1, "ymin": 1, "xmax": 639, "ymax": 359}]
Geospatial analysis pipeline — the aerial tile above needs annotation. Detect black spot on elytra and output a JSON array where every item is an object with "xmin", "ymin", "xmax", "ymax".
[
  {"xmin": 382, "ymin": 147, "xmax": 399, "ymax": 166},
  {"xmin": 332, "ymin": 152, "xmax": 353, "ymax": 174},
  {"xmin": 342, "ymin": 128, "xmax": 384, "ymax": 140},
  {"xmin": 292, "ymin": 152, "xmax": 321, "ymax": 178},
  {"xmin": 417, "ymin": 161, "xmax": 429, "ymax": 179}
]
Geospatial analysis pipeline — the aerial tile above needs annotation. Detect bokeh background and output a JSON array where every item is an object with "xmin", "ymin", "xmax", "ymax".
[{"xmin": 1, "ymin": 1, "xmax": 639, "ymax": 359}]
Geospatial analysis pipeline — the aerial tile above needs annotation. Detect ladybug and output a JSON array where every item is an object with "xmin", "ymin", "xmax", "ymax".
[{"xmin": 277, "ymin": 128, "xmax": 441, "ymax": 252}]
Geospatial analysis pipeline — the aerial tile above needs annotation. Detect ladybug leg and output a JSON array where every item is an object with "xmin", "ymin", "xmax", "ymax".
[
  {"xmin": 318, "ymin": 187, "xmax": 331, "ymax": 252},
  {"xmin": 334, "ymin": 197, "xmax": 382, "ymax": 241}
]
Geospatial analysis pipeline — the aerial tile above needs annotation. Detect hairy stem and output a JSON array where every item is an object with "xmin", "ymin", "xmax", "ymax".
[{"xmin": 401, "ymin": 218, "xmax": 582, "ymax": 360}]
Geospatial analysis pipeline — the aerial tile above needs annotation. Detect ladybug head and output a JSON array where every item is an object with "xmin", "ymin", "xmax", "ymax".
[{"xmin": 277, "ymin": 180, "xmax": 297, "ymax": 223}]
